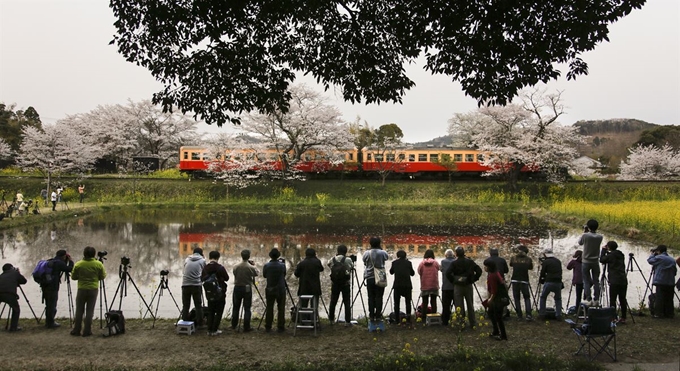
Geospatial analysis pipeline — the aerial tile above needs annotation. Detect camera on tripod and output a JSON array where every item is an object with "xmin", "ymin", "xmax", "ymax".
[
  {"xmin": 160, "ymin": 270, "xmax": 169, "ymax": 276},
  {"xmin": 97, "ymin": 251, "xmax": 108, "ymax": 260},
  {"xmin": 121, "ymin": 256, "xmax": 131, "ymax": 266},
  {"xmin": 349, "ymin": 254, "xmax": 357, "ymax": 262}
]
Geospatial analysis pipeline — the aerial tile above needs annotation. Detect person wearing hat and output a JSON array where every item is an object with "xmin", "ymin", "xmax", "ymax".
[
  {"xmin": 42, "ymin": 249, "xmax": 74, "ymax": 328},
  {"xmin": 181, "ymin": 247, "xmax": 206, "ymax": 326},
  {"xmin": 538, "ymin": 247, "xmax": 563, "ymax": 321},
  {"xmin": 510, "ymin": 245, "xmax": 534, "ymax": 321},
  {"xmin": 600, "ymin": 241, "xmax": 628, "ymax": 323},
  {"xmin": 0, "ymin": 263, "xmax": 28, "ymax": 332}
]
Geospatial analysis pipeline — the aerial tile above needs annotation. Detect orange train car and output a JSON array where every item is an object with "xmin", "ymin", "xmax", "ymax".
[{"xmin": 179, "ymin": 145, "xmax": 490, "ymax": 177}]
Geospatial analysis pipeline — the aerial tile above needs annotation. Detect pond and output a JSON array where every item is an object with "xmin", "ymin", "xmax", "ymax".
[{"xmin": 0, "ymin": 208, "xmax": 660, "ymax": 322}]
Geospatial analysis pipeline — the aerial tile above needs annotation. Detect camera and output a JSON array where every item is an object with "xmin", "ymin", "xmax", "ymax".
[
  {"xmin": 629, "ymin": 253, "xmax": 634, "ymax": 257},
  {"xmin": 583, "ymin": 225, "xmax": 589, "ymax": 233},
  {"xmin": 121, "ymin": 256, "xmax": 131, "ymax": 266},
  {"xmin": 278, "ymin": 258, "xmax": 285, "ymax": 263},
  {"xmin": 97, "ymin": 251, "xmax": 108, "ymax": 260},
  {"xmin": 349, "ymin": 254, "xmax": 357, "ymax": 262},
  {"xmin": 160, "ymin": 270, "xmax": 169, "ymax": 276}
]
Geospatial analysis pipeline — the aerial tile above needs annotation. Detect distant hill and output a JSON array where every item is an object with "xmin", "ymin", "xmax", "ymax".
[{"xmin": 573, "ymin": 119, "xmax": 658, "ymax": 172}]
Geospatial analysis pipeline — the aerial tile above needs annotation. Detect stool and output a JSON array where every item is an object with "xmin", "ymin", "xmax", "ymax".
[
  {"xmin": 176, "ymin": 320, "xmax": 195, "ymax": 335},
  {"xmin": 294, "ymin": 295, "xmax": 318, "ymax": 336},
  {"xmin": 426, "ymin": 313, "xmax": 442, "ymax": 326}
]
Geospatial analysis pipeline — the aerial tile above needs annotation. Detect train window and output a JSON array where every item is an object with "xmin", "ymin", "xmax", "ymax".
[
  {"xmin": 454, "ymin": 154, "xmax": 462, "ymax": 162},
  {"xmin": 429, "ymin": 154, "xmax": 438, "ymax": 161},
  {"xmin": 367, "ymin": 153, "xmax": 372, "ymax": 161},
  {"xmin": 304, "ymin": 154, "xmax": 312, "ymax": 161},
  {"xmin": 387, "ymin": 153, "xmax": 395, "ymax": 161},
  {"xmin": 348, "ymin": 153, "xmax": 354, "ymax": 161},
  {"xmin": 257, "ymin": 154, "xmax": 266, "ymax": 161},
  {"xmin": 183, "ymin": 152, "xmax": 188, "ymax": 160},
  {"xmin": 191, "ymin": 152, "xmax": 200, "ymax": 160},
  {"xmin": 409, "ymin": 154, "xmax": 415, "ymax": 162},
  {"xmin": 215, "ymin": 154, "xmax": 222, "ymax": 160},
  {"xmin": 465, "ymin": 154, "xmax": 474, "ymax": 162},
  {"xmin": 269, "ymin": 153, "xmax": 278, "ymax": 161},
  {"xmin": 375, "ymin": 154, "xmax": 384, "ymax": 161},
  {"xmin": 418, "ymin": 154, "xmax": 427, "ymax": 161},
  {"xmin": 477, "ymin": 154, "xmax": 484, "ymax": 162},
  {"xmin": 315, "ymin": 154, "xmax": 323, "ymax": 160},
  {"xmin": 398, "ymin": 154, "xmax": 405, "ymax": 160}
]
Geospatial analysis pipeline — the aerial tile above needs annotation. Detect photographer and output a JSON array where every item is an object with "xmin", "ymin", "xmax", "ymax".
[
  {"xmin": 578, "ymin": 219, "xmax": 603, "ymax": 306},
  {"xmin": 0, "ymin": 264, "xmax": 28, "ymax": 332},
  {"xmin": 363, "ymin": 237, "xmax": 389, "ymax": 322},
  {"xmin": 42, "ymin": 249, "xmax": 74, "ymax": 328},
  {"xmin": 181, "ymin": 248, "xmax": 206, "ymax": 327},
  {"xmin": 566, "ymin": 250, "xmax": 584, "ymax": 310},
  {"xmin": 232, "ymin": 249, "xmax": 259, "ymax": 332},
  {"xmin": 446, "ymin": 246, "xmax": 482, "ymax": 329},
  {"xmin": 70, "ymin": 246, "xmax": 107, "ymax": 336},
  {"xmin": 201, "ymin": 251, "xmax": 229, "ymax": 336},
  {"xmin": 294, "ymin": 248, "xmax": 323, "ymax": 323},
  {"xmin": 538, "ymin": 248, "xmax": 563, "ymax": 321},
  {"xmin": 390, "ymin": 250, "xmax": 415, "ymax": 324},
  {"xmin": 263, "ymin": 248, "xmax": 286, "ymax": 333},
  {"xmin": 647, "ymin": 245, "xmax": 677, "ymax": 319},
  {"xmin": 510, "ymin": 245, "xmax": 534, "ymax": 321},
  {"xmin": 599, "ymin": 241, "xmax": 628, "ymax": 323},
  {"xmin": 327, "ymin": 245, "xmax": 354, "ymax": 325}
]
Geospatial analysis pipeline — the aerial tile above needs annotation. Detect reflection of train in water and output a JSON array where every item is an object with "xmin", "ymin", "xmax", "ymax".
[
  {"xmin": 179, "ymin": 145, "xmax": 498, "ymax": 178},
  {"xmin": 179, "ymin": 231, "xmax": 540, "ymax": 259}
]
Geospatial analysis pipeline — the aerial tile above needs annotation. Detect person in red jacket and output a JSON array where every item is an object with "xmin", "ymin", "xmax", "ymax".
[{"xmin": 417, "ymin": 249, "xmax": 440, "ymax": 322}]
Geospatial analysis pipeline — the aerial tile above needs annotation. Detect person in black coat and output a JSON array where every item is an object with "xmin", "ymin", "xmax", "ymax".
[
  {"xmin": 600, "ymin": 241, "xmax": 628, "ymax": 323},
  {"xmin": 389, "ymin": 250, "xmax": 415, "ymax": 323},
  {"xmin": 42, "ymin": 249, "xmax": 74, "ymax": 328},
  {"xmin": 446, "ymin": 246, "xmax": 482, "ymax": 328},
  {"xmin": 0, "ymin": 264, "xmax": 28, "ymax": 331},
  {"xmin": 294, "ymin": 248, "xmax": 324, "ymax": 311}
]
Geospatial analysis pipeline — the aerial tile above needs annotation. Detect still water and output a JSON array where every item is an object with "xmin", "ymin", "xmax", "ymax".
[{"xmin": 0, "ymin": 208, "xmax": 662, "ymax": 321}]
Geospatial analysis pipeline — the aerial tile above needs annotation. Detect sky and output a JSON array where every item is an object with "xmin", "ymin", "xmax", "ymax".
[{"xmin": 1, "ymin": 0, "xmax": 679, "ymax": 143}]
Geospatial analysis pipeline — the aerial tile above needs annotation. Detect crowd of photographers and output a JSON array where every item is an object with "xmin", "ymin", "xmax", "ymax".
[{"xmin": 1, "ymin": 219, "xmax": 678, "ymax": 337}]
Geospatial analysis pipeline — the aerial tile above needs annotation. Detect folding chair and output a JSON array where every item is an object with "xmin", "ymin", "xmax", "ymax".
[{"xmin": 569, "ymin": 307, "xmax": 617, "ymax": 362}]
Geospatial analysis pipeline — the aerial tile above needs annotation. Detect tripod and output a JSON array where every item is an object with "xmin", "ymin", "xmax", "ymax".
[
  {"xmin": 349, "ymin": 269, "xmax": 368, "ymax": 320},
  {"xmin": 253, "ymin": 282, "xmax": 267, "ymax": 330},
  {"xmin": 109, "ymin": 259, "xmax": 155, "ymax": 321},
  {"xmin": 64, "ymin": 273, "xmax": 75, "ymax": 328},
  {"xmin": 627, "ymin": 253, "xmax": 654, "ymax": 314},
  {"xmin": 145, "ymin": 271, "xmax": 180, "ymax": 328},
  {"xmin": 97, "ymin": 256, "xmax": 110, "ymax": 329},
  {"xmin": 2, "ymin": 285, "xmax": 41, "ymax": 329}
]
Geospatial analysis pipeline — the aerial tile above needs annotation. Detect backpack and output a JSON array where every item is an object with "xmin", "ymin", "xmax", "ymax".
[
  {"xmin": 32, "ymin": 259, "xmax": 53, "ymax": 286},
  {"xmin": 330, "ymin": 256, "xmax": 350, "ymax": 283},
  {"xmin": 104, "ymin": 310, "xmax": 126, "ymax": 337},
  {"xmin": 203, "ymin": 273, "xmax": 223, "ymax": 301}
]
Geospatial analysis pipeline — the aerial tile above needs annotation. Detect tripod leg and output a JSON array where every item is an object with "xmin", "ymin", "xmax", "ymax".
[
  {"xmin": 253, "ymin": 284, "xmax": 266, "ymax": 330},
  {"xmin": 125, "ymin": 273, "xmax": 156, "ymax": 320},
  {"xmin": 566, "ymin": 283, "xmax": 573, "ymax": 310},
  {"xmin": 18, "ymin": 286, "xmax": 40, "ymax": 324},
  {"xmin": 145, "ymin": 283, "xmax": 163, "ymax": 320},
  {"xmin": 381, "ymin": 286, "xmax": 394, "ymax": 315}
]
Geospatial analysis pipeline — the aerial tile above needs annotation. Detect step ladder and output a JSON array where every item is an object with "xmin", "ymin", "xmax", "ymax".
[{"xmin": 294, "ymin": 295, "xmax": 318, "ymax": 336}]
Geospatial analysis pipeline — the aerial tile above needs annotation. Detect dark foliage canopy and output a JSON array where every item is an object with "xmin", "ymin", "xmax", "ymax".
[{"xmin": 109, "ymin": 0, "xmax": 645, "ymax": 126}]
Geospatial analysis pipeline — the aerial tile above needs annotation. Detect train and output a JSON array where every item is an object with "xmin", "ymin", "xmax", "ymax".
[{"xmin": 179, "ymin": 145, "xmax": 498, "ymax": 179}]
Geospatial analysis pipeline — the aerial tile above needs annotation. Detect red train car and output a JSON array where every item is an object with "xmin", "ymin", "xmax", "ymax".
[{"xmin": 179, "ymin": 145, "xmax": 490, "ymax": 178}]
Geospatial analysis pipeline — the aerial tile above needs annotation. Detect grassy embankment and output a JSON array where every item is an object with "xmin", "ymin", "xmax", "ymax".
[{"xmin": 1, "ymin": 177, "xmax": 680, "ymax": 246}]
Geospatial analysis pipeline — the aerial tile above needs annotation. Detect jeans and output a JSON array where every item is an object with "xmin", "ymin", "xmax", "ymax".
[
  {"xmin": 366, "ymin": 278, "xmax": 385, "ymax": 320},
  {"xmin": 582, "ymin": 262, "xmax": 600, "ymax": 301},
  {"xmin": 232, "ymin": 285, "xmax": 253, "ymax": 329},
  {"xmin": 394, "ymin": 287, "xmax": 412, "ymax": 321},
  {"xmin": 441, "ymin": 289, "xmax": 454, "ymax": 325},
  {"xmin": 206, "ymin": 297, "xmax": 226, "ymax": 333},
  {"xmin": 329, "ymin": 282, "xmax": 351, "ymax": 323},
  {"xmin": 453, "ymin": 284, "xmax": 476, "ymax": 327},
  {"xmin": 181, "ymin": 285, "xmax": 203, "ymax": 326},
  {"xmin": 609, "ymin": 284, "xmax": 628, "ymax": 319},
  {"xmin": 512, "ymin": 282, "xmax": 532, "ymax": 318},
  {"xmin": 43, "ymin": 289, "xmax": 59, "ymax": 327},
  {"xmin": 265, "ymin": 290, "xmax": 286, "ymax": 330},
  {"xmin": 0, "ymin": 293, "xmax": 20, "ymax": 330},
  {"xmin": 73, "ymin": 288, "xmax": 98, "ymax": 335},
  {"xmin": 539, "ymin": 282, "xmax": 563, "ymax": 318}
]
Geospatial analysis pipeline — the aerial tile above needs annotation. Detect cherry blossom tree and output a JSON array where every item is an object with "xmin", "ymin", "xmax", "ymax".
[
  {"xmin": 240, "ymin": 84, "xmax": 352, "ymax": 180},
  {"xmin": 619, "ymin": 144, "xmax": 680, "ymax": 180},
  {"xmin": 16, "ymin": 122, "xmax": 100, "ymax": 197},
  {"xmin": 0, "ymin": 138, "xmax": 12, "ymax": 160},
  {"xmin": 448, "ymin": 88, "xmax": 585, "ymax": 189}
]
